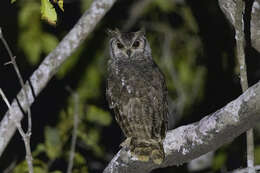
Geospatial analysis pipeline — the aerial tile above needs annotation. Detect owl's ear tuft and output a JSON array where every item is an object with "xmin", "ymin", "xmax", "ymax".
[{"xmin": 106, "ymin": 28, "xmax": 120, "ymax": 37}]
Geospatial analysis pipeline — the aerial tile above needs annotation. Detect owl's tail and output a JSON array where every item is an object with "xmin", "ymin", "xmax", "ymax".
[{"xmin": 121, "ymin": 137, "xmax": 165, "ymax": 164}]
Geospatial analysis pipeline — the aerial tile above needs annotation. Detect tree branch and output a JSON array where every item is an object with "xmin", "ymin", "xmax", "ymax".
[
  {"xmin": 0, "ymin": 28, "xmax": 34, "ymax": 173},
  {"xmin": 218, "ymin": 0, "xmax": 260, "ymax": 52},
  {"xmin": 234, "ymin": 0, "xmax": 255, "ymax": 172},
  {"xmin": 0, "ymin": 89, "xmax": 33, "ymax": 173},
  {"xmin": 0, "ymin": 0, "xmax": 117, "ymax": 157},
  {"xmin": 229, "ymin": 165, "xmax": 260, "ymax": 173},
  {"xmin": 103, "ymin": 80, "xmax": 260, "ymax": 173}
]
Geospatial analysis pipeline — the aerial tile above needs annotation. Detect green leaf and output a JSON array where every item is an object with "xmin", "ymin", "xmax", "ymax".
[
  {"xmin": 19, "ymin": 30, "xmax": 42, "ymax": 65},
  {"xmin": 33, "ymin": 143, "xmax": 46, "ymax": 157},
  {"xmin": 78, "ymin": 66, "xmax": 102, "ymax": 100},
  {"xmin": 41, "ymin": 0, "xmax": 57, "ymax": 25},
  {"xmin": 41, "ymin": 33, "xmax": 59, "ymax": 53},
  {"xmin": 14, "ymin": 160, "xmax": 48, "ymax": 173},
  {"xmin": 213, "ymin": 152, "xmax": 227, "ymax": 170},
  {"xmin": 179, "ymin": 60, "xmax": 193, "ymax": 87},
  {"xmin": 50, "ymin": 171, "xmax": 62, "ymax": 173},
  {"xmin": 33, "ymin": 167, "xmax": 46, "ymax": 173},
  {"xmin": 74, "ymin": 152, "xmax": 86, "ymax": 165},
  {"xmin": 58, "ymin": 109, "xmax": 73, "ymax": 142},
  {"xmin": 73, "ymin": 167, "xmax": 88, "ymax": 173},
  {"xmin": 11, "ymin": 0, "xmax": 16, "ymax": 3},
  {"xmin": 81, "ymin": 0, "xmax": 93, "ymax": 12},
  {"xmin": 18, "ymin": 2, "xmax": 40, "ymax": 28},
  {"xmin": 78, "ymin": 129, "xmax": 99, "ymax": 147},
  {"xmin": 86, "ymin": 105, "xmax": 112, "ymax": 126},
  {"xmin": 45, "ymin": 126, "xmax": 62, "ymax": 159},
  {"xmin": 153, "ymin": 0, "xmax": 175, "ymax": 12},
  {"xmin": 78, "ymin": 128, "xmax": 103, "ymax": 156},
  {"xmin": 57, "ymin": 0, "xmax": 64, "ymax": 11},
  {"xmin": 13, "ymin": 161, "xmax": 28, "ymax": 173},
  {"xmin": 181, "ymin": 7, "xmax": 199, "ymax": 33},
  {"xmin": 255, "ymin": 145, "xmax": 260, "ymax": 164}
]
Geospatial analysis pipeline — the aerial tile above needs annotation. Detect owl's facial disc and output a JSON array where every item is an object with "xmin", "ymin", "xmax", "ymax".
[{"xmin": 109, "ymin": 30, "xmax": 148, "ymax": 60}]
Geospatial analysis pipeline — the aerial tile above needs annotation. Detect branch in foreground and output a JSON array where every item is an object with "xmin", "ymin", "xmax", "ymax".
[
  {"xmin": 104, "ymin": 81, "xmax": 260, "ymax": 173},
  {"xmin": 0, "ymin": 0, "xmax": 117, "ymax": 157}
]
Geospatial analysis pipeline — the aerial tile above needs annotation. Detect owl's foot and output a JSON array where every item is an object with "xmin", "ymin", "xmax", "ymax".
[
  {"xmin": 132, "ymin": 145, "xmax": 150, "ymax": 162},
  {"xmin": 129, "ymin": 138, "xmax": 165, "ymax": 164},
  {"xmin": 151, "ymin": 149, "xmax": 164, "ymax": 164}
]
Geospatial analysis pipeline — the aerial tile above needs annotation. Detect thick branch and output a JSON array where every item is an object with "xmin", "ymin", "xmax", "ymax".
[
  {"xmin": 229, "ymin": 165, "xmax": 260, "ymax": 173},
  {"xmin": 0, "ymin": 0, "xmax": 116, "ymax": 157},
  {"xmin": 104, "ymin": 81, "xmax": 260, "ymax": 173}
]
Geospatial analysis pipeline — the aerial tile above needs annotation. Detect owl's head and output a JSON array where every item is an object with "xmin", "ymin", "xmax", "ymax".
[{"xmin": 108, "ymin": 29, "xmax": 151, "ymax": 61}]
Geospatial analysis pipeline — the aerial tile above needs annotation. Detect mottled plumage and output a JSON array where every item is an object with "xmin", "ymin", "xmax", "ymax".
[{"xmin": 106, "ymin": 29, "xmax": 168, "ymax": 164}]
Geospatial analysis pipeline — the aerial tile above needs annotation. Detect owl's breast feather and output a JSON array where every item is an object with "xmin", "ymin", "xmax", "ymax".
[{"xmin": 107, "ymin": 59, "xmax": 165, "ymax": 103}]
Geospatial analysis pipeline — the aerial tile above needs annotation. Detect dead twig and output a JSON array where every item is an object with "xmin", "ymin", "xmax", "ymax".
[
  {"xmin": 0, "ymin": 28, "xmax": 34, "ymax": 173},
  {"xmin": 0, "ymin": 89, "xmax": 33, "ymax": 173}
]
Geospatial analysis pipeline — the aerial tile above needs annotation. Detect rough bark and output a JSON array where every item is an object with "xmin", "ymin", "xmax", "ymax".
[
  {"xmin": 0, "ymin": 0, "xmax": 116, "ymax": 157},
  {"xmin": 103, "ymin": 81, "xmax": 260, "ymax": 173}
]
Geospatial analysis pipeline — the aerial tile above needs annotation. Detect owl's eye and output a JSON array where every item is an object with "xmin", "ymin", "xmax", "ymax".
[
  {"xmin": 132, "ymin": 40, "xmax": 140, "ymax": 48},
  {"xmin": 117, "ymin": 42, "xmax": 124, "ymax": 49}
]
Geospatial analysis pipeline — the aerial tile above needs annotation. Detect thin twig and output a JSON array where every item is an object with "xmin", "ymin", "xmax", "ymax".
[
  {"xmin": 0, "ymin": 28, "xmax": 32, "ymax": 135},
  {"xmin": 0, "ymin": 28, "xmax": 34, "ymax": 173},
  {"xmin": 0, "ymin": 89, "xmax": 34, "ymax": 173},
  {"xmin": 234, "ymin": 1, "xmax": 255, "ymax": 173},
  {"xmin": 67, "ymin": 89, "xmax": 79, "ymax": 173}
]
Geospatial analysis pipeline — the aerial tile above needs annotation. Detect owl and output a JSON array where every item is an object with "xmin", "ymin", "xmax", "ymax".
[{"xmin": 106, "ymin": 29, "xmax": 168, "ymax": 164}]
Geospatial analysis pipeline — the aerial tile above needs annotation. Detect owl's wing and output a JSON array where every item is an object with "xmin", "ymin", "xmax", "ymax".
[
  {"xmin": 106, "ymin": 70, "xmax": 123, "ymax": 122},
  {"xmin": 147, "ymin": 64, "xmax": 168, "ymax": 139}
]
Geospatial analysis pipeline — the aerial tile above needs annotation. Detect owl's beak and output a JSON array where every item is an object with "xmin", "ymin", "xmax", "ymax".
[{"xmin": 126, "ymin": 49, "xmax": 132, "ymax": 57}]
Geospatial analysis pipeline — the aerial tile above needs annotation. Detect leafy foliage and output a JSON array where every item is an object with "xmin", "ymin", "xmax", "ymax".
[
  {"xmin": 255, "ymin": 145, "xmax": 260, "ymax": 164},
  {"xmin": 213, "ymin": 152, "xmax": 227, "ymax": 171},
  {"xmin": 18, "ymin": 1, "xmax": 58, "ymax": 64}
]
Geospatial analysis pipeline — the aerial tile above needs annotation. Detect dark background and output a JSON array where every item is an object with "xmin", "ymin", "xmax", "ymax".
[{"xmin": 0, "ymin": 0, "xmax": 260, "ymax": 172}]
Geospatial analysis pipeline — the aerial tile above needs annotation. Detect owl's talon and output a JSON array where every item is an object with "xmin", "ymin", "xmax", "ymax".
[{"xmin": 136, "ymin": 155, "xmax": 149, "ymax": 162}]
